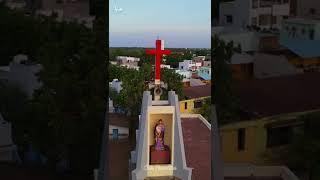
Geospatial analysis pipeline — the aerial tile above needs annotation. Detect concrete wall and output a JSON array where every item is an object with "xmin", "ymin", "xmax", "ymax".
[
  {"xmin": 219, "ymin": 2, "xmax": 235, "ymax": 26},
  {"xmin": 221, "ymin": 126, "xmax": 259, "ymax": 163},
  {"xmin": 0, "ymin": 117, "xmax": 14, "ymax": 161},
  {"xmin": 179, "ymin": 97, "xmax": 210, "ymax": 114},
  {"xmin": 197, "ymin": 66, "xmax": 211, "ymax": 80},
  {"xmin": 224, "ymin": 164, "xmax": 300, "ymax": 180},
  {"xmin": 109, "ymin": 125, "xmax": 129, "ymax": 135},
  {"xmin": 219, "ymin": 31, "xmax": 259, "ymax": 52},
  {"xmin": 0, "ymin": 120, "xmax": 13, "ymax": 146},
  {"xmin": 220, "ymin": 110, "xmax": 320, "ymax": 164},
  {"xmin": 296, "ymin": 0, "xmax": 320, "ymax": 18},
  {"xmin": 234, "ymin": 0, "xmax": 251, "ymax": 28},
  {"xmin": 132, "ymin": 91, "xmax": 191, "ymax": 180},
  {"xmin": 168, "ymin": 91, "xmax": 192, "ymax": 180}
]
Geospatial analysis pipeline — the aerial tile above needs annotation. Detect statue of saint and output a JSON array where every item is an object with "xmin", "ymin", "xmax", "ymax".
[
  {"xmin": 154, "ymin": 119, "xmax": 165, "ymax": 151},
  {"xmin": 150, "ymin": 119, "xmax": 171, "ymax": 164}
]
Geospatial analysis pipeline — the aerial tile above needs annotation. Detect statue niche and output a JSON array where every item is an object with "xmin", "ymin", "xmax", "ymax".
[{"xmin": 150, "ymin": 119, "xmax": 171, "ymax": 164}]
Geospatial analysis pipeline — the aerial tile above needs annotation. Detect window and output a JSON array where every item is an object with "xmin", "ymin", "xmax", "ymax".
[
  {"xmin": 238, "ymin": 128, "xmax": 246, "ymax": 151},
  {"xmin": 184, "ymin": 102, "xmax": 188, "ymax": 110},
  {"xmin": 309, "ymin": 29, "xmax": 315, "ymax": 40},
  {"xmin": 272, "ymin": 16, "xmax": 277, "ymax": 24},
  {"xmin": 112, "ymin": 129, "xmax": 119, "ymax": 140},
  {"xmin": 226, "ymin": 15, "xmax": 233, "ymax": 24},
  {"xmin": 259, "ymin": 15, "xmax": 271, "ymax": 26},
  {"xmin": 252, "ymin": 17, "xmax": 257, "ymax": 26},
  {"xmin": 266, "ymin": 126, "xmax": 292, "ymax": 148},
  {"xmin": 292, "ymin": 27, "xmax": 297, "ymax": 37},
  {"xmin": 194, "ymin": 100, "xmax": 203, "ymax": 108},
  {"xmin": 310, "ymin": 8, "xmax": 316, "ymax": 15}
]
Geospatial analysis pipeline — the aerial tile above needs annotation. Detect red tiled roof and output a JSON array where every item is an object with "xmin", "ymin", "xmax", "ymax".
[
  {"xmin": 109, "ymin": 139, "xmax": 135, "ymax": 180},
  {"xmin": 233, "ymin": 72, "xmax": 320, "ymax": 117},
  {"xmin": 183, "ymin": 84, "xmax": 211, "ymax": 99},
  {"xmin": 109, "ymin": 113, "xmax": 132, "ymax": 127},
  {"xmin": 181, "ymin": 118, "xmax": 211, "ymax": 180}
]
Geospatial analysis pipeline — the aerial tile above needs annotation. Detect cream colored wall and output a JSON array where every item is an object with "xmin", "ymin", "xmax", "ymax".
[
  {"xmin": 221, "ymin": 126, "xmax": 258, "ymax": 163},
  {"xmin": 179, "ymin": 99, "xmax": 194, "ymax": 113},
  {"xmin": 220, "ymin": 109, "xmax": 320, "ymax": 164},
  {"xmin": 148, "ymin": 113, "xmax": 173, "ymax": 153},
  {"xmin": 179, "ymin": 96, "xmax": 210, "ymax": 113}
]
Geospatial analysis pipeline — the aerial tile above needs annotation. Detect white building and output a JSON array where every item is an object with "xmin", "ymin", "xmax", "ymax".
[
  {"xmin": 203, "ymin": 61, "xmax": 211, "ymax": 67},
  {"xmin": 108, "ymin": 113, "xmax": 130, "ymax": 140},
  {"xmin": 109, "ymin": 98, "xmax": 115, "ymax": 113},
  {"xmin": 116, "ymin": 56, "xmax": 140, "ymax": 64},
  {"xmin": 175, "ymin": 69, "xmax": 192, "ymax": 79},
  {"xmin": 219, "ymin": 0, "xmax": 290, "ymax": 30},
  {"xmin": 0, "ymin": 55, "xmax": 42, "ymax": 98},
  {"xmin": 4, "ymin": 0, "xmax": 26, "ymax": 10},
  {"xmin": 36, "ymin": 0, "xmax": 95, "ymax": 28},
  {"xmin": 178, "ymin": 60, "xmax": 198, "ymax": 71},
  {"xmin": 192, "ymin": 56, "xmax": 206, "ymax": 62},
  {"xmin": 0, "ymin": 113, "xmax": 20, "ymax": 162},
  {"xmin": 293, "ymin": 0, "xmax": 320, "ymax": 19},
  {"xmin": 109, "ymin": 79, "xmax": 122, "ymax": 93},
  {"xmin": 117, "ymin": 56, "xmax": 140, "ymax": 70},
  {"xmin": 175, "ymin": 69, "xmax": 192, "ymax": 85},
  {"xmin": 120, "ymin": 64, "xmax": 140, "ymax": 70},
  {"xmin": 160, "ymin": 64, "xmax": 171, "ymax": 69},
  {"xmin": 213, "ymin": 27, "xmax": 260, "ymax": 52}
]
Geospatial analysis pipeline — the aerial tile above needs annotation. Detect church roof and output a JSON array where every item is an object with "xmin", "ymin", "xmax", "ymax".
[
  {"xmin": 233, "ymin": 72, "xmax": 320, "ymax": 118},
  {"xmin": 181, "ymin": 117, "xmax": 211, "ymax": 180}
]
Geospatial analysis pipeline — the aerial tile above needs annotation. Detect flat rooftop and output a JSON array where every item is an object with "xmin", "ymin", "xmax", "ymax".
[
  {"xmin": 183, "ymin": 84, "xmax": 211, "ymax": 99},
  {"xmin": 233, "ymin": 72, "xmax": 320, "ymax": 117},
  {"xmin": 181, "ymin": 117, "xmax": 211, "ymax": 180}
]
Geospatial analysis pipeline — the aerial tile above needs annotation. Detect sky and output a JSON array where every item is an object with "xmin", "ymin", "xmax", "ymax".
[{"xmin": 109, "ymin": 0, "xmax": 211, "ymax": 48}]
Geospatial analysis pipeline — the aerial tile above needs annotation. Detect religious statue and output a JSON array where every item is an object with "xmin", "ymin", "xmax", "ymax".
[
  {"xmin": 150, "ymin": 119, "xmax": 171, "ymax": 164},
  {"xmin": 154, "ymin": 119, "xmax": 165, "ymax": 150}
]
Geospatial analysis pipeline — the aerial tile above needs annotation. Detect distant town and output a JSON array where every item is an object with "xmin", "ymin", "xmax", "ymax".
[{"xmin": 212, "ymin": 0, "xmax": 320, "ymax": 180}]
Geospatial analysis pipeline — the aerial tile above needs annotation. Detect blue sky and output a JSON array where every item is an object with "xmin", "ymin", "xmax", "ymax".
[{"xmin": 109, "ymin": 0, "xmax": 211, "ymax": 48}]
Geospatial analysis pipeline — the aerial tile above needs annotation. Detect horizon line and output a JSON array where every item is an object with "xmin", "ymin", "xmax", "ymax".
[{"xmin": 109, "ymin": 46, "xmax": 211, "ymax": 49}]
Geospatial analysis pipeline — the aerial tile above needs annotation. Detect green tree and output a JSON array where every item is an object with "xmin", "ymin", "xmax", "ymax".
[
  {"xmin": 161, "ymin": 68, "xmax": 184, "ymax": 100},
  {"xmin": 212, "ymin": 35, "xmax": 241, "ymax": 124},
  {"xmin": 195, "ymin": 98, "xmax": 212, "ymax": 122},
  {"xmin": 265, "ymin": 112, "xmax": 320, "ymax": 180},
  {"xmin": 0, "ymin": 4, "xmax": 107, "ymax": 174},
  {"xmin": 109, "ymin": 62, "xmax": 184, "ymax": 116}
]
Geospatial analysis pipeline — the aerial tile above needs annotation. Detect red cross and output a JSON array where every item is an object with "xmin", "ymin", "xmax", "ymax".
[{"xmin": 146, "ymin": 40, "xmax": 171, "ymax": 84}]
